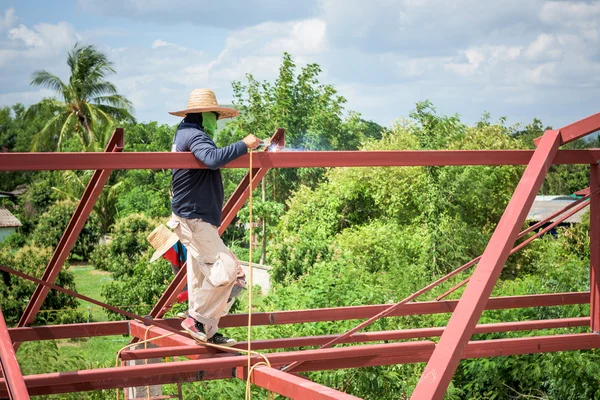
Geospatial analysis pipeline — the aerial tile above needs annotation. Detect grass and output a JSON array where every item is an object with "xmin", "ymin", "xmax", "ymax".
[
  {"xmin": 70, "ymin": 264, "xmax": 113, "ymax": 322},
  {"xmin": 18, "ymin": 265, "xmax": 129, "ymax": 373},
  {"xmin": 61, "ymin": 265, "xmax": 128, "ymax": 366}
]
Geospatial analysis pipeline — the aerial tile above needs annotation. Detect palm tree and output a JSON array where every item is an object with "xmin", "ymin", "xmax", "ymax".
[
  {"xmin": 26, "ymin": 43, "xmax": 135, "ymax": 151},
  {"xmin": 53, "ymin": 170, "xmax": 124, "ymax": 234}
]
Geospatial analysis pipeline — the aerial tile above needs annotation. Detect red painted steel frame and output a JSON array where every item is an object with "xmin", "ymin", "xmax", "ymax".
[
  {"xmin": 411, "ymin": 130, "xmax": 562, "ymax": 399},
  {"xmin": 534, "ymin": 112, "xmax": 600, "ymax": 146},
  {"xmin": 3, "ymin": 113, "xmax": 600, "ymax": 399},
  {"xmin": 437, "ymin": 195, "xmax": 591, "ymax": 301},
  {"xmin": 15, "ymin": 129, "xmax": 124, "ymax": 341},
  {"xmin": 591, "ymin": 164, "xmax": 600, "ymax": 331},
  {"xmin": 8, "ymin": 321, "xmax": 128, "ymax": 342},
  {"xmin": 284, "ymin": 185, "xmax": 594, "ymax": 372},
  {"xmin": 0, "ymin": 264, "xmax": 197, "ymax": 343},
  {"xmin": 0, "ymin": 308, "xmax": 30, "ymax": 399},
  {"xmin": 3, "ymin": 149, "xmax": 600, "ymax": 171},
  {"xmin": 4, "ymin": 333, "xmax": 600, "ymax": 397},
  {"xmin": 124, "ymin": 317, "xmax": 590, "ymax": 361},
  {"xmin": 6, "ymin": 292, "xmax": 589, "ymax": 344},
  {"xmin": 239, "ymin": 366, "xmax": 362, "ymax": 400}
]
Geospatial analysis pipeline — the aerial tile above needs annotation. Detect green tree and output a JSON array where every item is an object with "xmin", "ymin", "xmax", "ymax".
[
  {"xmin": 52, "ymin": 170, "xmax": 123, "ymax": 234},
  {"xmin": 26, "ymin": 43, "xmax": 134, "ymax": 151},
  {"xmin": 0, "ymin": 245, "xmax": 85, "ymax": 325},
  {"xmin": 217, "ymin": 52, "xmax": 369, "ymax": 203},
  {"xmin": 30, "ymin": 200, "xmax": 101, "ymax": 260}
]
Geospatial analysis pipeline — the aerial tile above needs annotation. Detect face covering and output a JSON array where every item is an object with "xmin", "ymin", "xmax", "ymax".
[{"xmin": 202, "ymin": 112, "xmax": 218, "ymax": 137}]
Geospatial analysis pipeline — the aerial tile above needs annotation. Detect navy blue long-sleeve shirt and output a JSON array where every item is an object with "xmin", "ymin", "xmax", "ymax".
[{"xmin": 171, "ymin": 122, "xmax": 247, "ymax": 226}]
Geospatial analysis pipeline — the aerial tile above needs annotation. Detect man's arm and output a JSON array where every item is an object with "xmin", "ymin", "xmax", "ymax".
[{"xmin": 187, "ymin": 131, "xmax": 248, "ymax": 170}]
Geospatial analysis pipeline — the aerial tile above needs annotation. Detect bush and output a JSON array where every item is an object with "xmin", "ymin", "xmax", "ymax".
[
  {"xmin": 30, "ymin": 200, "xmax": 101, "ymax": 260},
  {"xmin": 109, "ymin": 213, "xmax": 156, "ymax": 261},
  {"xmin": 0, "ymin": 245, "xmax": 86, "ymax": 325},
  {"xmin": 89, "ymin": 213, "xmax": 157, "ymax": 278},
  {"xmin": 102, "ymin": 256, "xmax": 173, "ymax": 320}
]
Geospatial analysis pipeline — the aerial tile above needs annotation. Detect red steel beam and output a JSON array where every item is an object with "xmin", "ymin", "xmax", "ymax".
[
  {"xmin": 296, "ymin": 333, "xmax": 600, "ymax": 373},
  {"xmin": 0, "ymin": 264, "xmax": 200, "ymax": 344},
  {"xmin": 534, "ymin": 112, "xmax": 600, "ymax": 146},
  {"xmin": 239, "ymin": 366, "xmax": 361, "ymax": 400},
  {"xmin": 2, "ymin": 149, "xmax": 600, "ymax": 171},
  {"xmin": 123, "ymin": 317, "xmax": 589, "ymax": 361},
  {"xmin": 412, "ymin": 129, "xmax": 562, "ymax": 399},
  {"xmin": 8, "ymin": 321, "xmax": 129, "ymax": 342},
  {"xmin": 0, "ymin": 372, "xmax": 201, "ymax": 397},
  {"xmin": 6, "ymin": 291, "xmax": 589, "ymax": 345},
  {"xmin": 283, "ymin": 186, "xmax": 595, "ymax": 372},
  {"xmin": 218, "ymin": 292, "xmax": 589, "ymax": 328},
  {"xmin": 145, "ymin": 264, "xmax": 188, "ymax": 320},
  {"xmin": 0, "ymin": 308, "xmax": 29, "ymax": 400},
  {"xmin": 0, "ymin": 341, "xmax": 437, "ymax": 396},
  {"xmin": 5, "ymin": 333, "xmax": 600, "ymax": 397},
  {"xmin": 591, "ymin": 164, "xmax": 600, "ymax": 332},
  {"xmin": 15, "ymin": 129, "xmax": 124, "ymax": 340},
  {"xmin": 437, "ymin": 195, "xmax": 591, "ymax": 300}
]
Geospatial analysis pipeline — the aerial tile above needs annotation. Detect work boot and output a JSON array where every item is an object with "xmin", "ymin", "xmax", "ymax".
[
  {"xmin": 208, "ymin": 332, "xmax": 237, "ymax": 347},
  {"xmin": 181, "ymin": 317, "xmax": 207, "ymax": 342}
]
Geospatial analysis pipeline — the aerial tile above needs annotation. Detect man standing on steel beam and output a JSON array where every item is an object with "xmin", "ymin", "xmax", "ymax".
[{"xmin": 167, "ymin": 88, "xmax": 260, "ymax": 346}]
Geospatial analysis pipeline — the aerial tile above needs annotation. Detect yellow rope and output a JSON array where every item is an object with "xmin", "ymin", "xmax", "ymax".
[
  {"xmin": 247, "ymin": 147, "xmax": 254, "ymax": 400},
  {"xmin": 245, "ymin": 147, "xmax": 273, "ymax": 400}
]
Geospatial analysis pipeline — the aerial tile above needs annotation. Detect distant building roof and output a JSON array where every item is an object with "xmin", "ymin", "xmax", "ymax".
[
  {"xmin": 0, "ymin": 184, "xmax": 28, "ymax": 199},
  {"xmin": 527, "ymin": 196, "xmax": 587, "ymax": 224},
  {"xmin": 574, "ymin": 188, "xmax": 590, "ymax": 197},
  {"xmin": 0, "ymin": 209, "xmax": 22, "ymax": 228}
]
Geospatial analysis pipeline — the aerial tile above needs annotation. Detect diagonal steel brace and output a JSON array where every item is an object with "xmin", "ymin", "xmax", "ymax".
[{"xmin": 15, "ymin": 129, "xmax": 124, "ymax": 345}]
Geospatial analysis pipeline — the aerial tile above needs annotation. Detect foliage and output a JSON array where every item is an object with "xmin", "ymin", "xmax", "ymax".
[
  {"xmin": 26, "ymin": 43, "xmax": 134, "ymax": 151},
  {"xmin": 52, "ymin": 170, "xmax": 124, "ymax": 234},
  {"xmin": 269, "ymin": 104, "xmax": 524, "ymax": 281},
  {"xmin": 0, "ymin": 245, "xmax": 85, "ymax": 325},
  {"xmin": 217, "ymin": 52, "xmax": 381, "ymax": 204},
  {"xmin": 89, "ymin": 213, "xmax": 157, "ymax": 277},
  {"xmin": 31, "ymin": 200, "xmax": 101, "ymax": 260},
  {"xmin": 102, "ymin": 256, "xmax": 173, "ymax": 320},
  {"xmin": 116, "ymin": 169, "xmax": 172, "ymax": 218}
]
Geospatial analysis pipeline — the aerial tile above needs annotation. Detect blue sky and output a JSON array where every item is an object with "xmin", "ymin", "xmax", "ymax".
[{"xmin": 0, "ymin": 0, "xmax": 598, "ymax": 129}]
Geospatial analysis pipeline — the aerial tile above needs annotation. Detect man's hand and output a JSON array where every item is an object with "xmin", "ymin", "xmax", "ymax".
[{"xmin": 242, "ymin": 134, "xmax": 260, "ymax": 149}]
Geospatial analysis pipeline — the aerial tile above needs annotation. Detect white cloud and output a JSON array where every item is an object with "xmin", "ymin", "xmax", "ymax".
[
  {"xmin": 8, "ymin": 25, "xmax": 44, "ymax": 47},
  {"xmin": 0, "ymin": 88, "xmax": 54, "ymax": 106},
  {"xmin": 77, "ymin": 0, "xmax": 319, "ymax": 29},
  {"xmin": 0, "ymin": 8, "xmax": 16, "ymax": 32},
  {"xmin": 1, "ymin": 1, "xmax": 599, "ymax": 131},
  {"xmin": 540, "ymin": 1, "xmax": 600, "ymax": 26},
  {"xmin": 525, "ymin": 34, "xmax": 563, "ymax": 61},
  {"xmin": 151, "ymin": 39, "xmax": 186, "ymax": 51}
]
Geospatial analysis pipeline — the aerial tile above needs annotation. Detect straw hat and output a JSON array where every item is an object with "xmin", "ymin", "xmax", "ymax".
[
  {"xmin": 147, "ymin": 224, "xmax": 180, "ymax": 263},
  {"xmin": 168, "ymin": 88, "xmax": 239, "ymax": 119}
]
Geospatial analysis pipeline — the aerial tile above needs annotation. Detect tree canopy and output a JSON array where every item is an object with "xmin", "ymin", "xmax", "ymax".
[{"xmin": 26, "ymin": 43, "xmax": 134, "ymax": 151}]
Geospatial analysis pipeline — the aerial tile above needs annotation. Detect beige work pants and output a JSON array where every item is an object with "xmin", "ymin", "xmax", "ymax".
[{"xmin": 169, "ymin": 214, "xmax": 238, "ymax": 338}]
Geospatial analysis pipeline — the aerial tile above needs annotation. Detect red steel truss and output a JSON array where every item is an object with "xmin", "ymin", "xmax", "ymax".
[{"xmin": 0, "ymin": 112, "xmax": 600, "ymax": 399}]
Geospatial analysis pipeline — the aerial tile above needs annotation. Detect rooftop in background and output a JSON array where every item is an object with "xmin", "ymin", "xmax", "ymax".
[
  {"xmin": 0, "ymin": 184, "xmax": 28, "ymax": 199},
  {"xmin": 527, "ymin": 195, "xmax": 587, "ymax": 224},
  {"xmin": 0, "ymin": 208, "xmax": 22, "ymax": 228}
]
